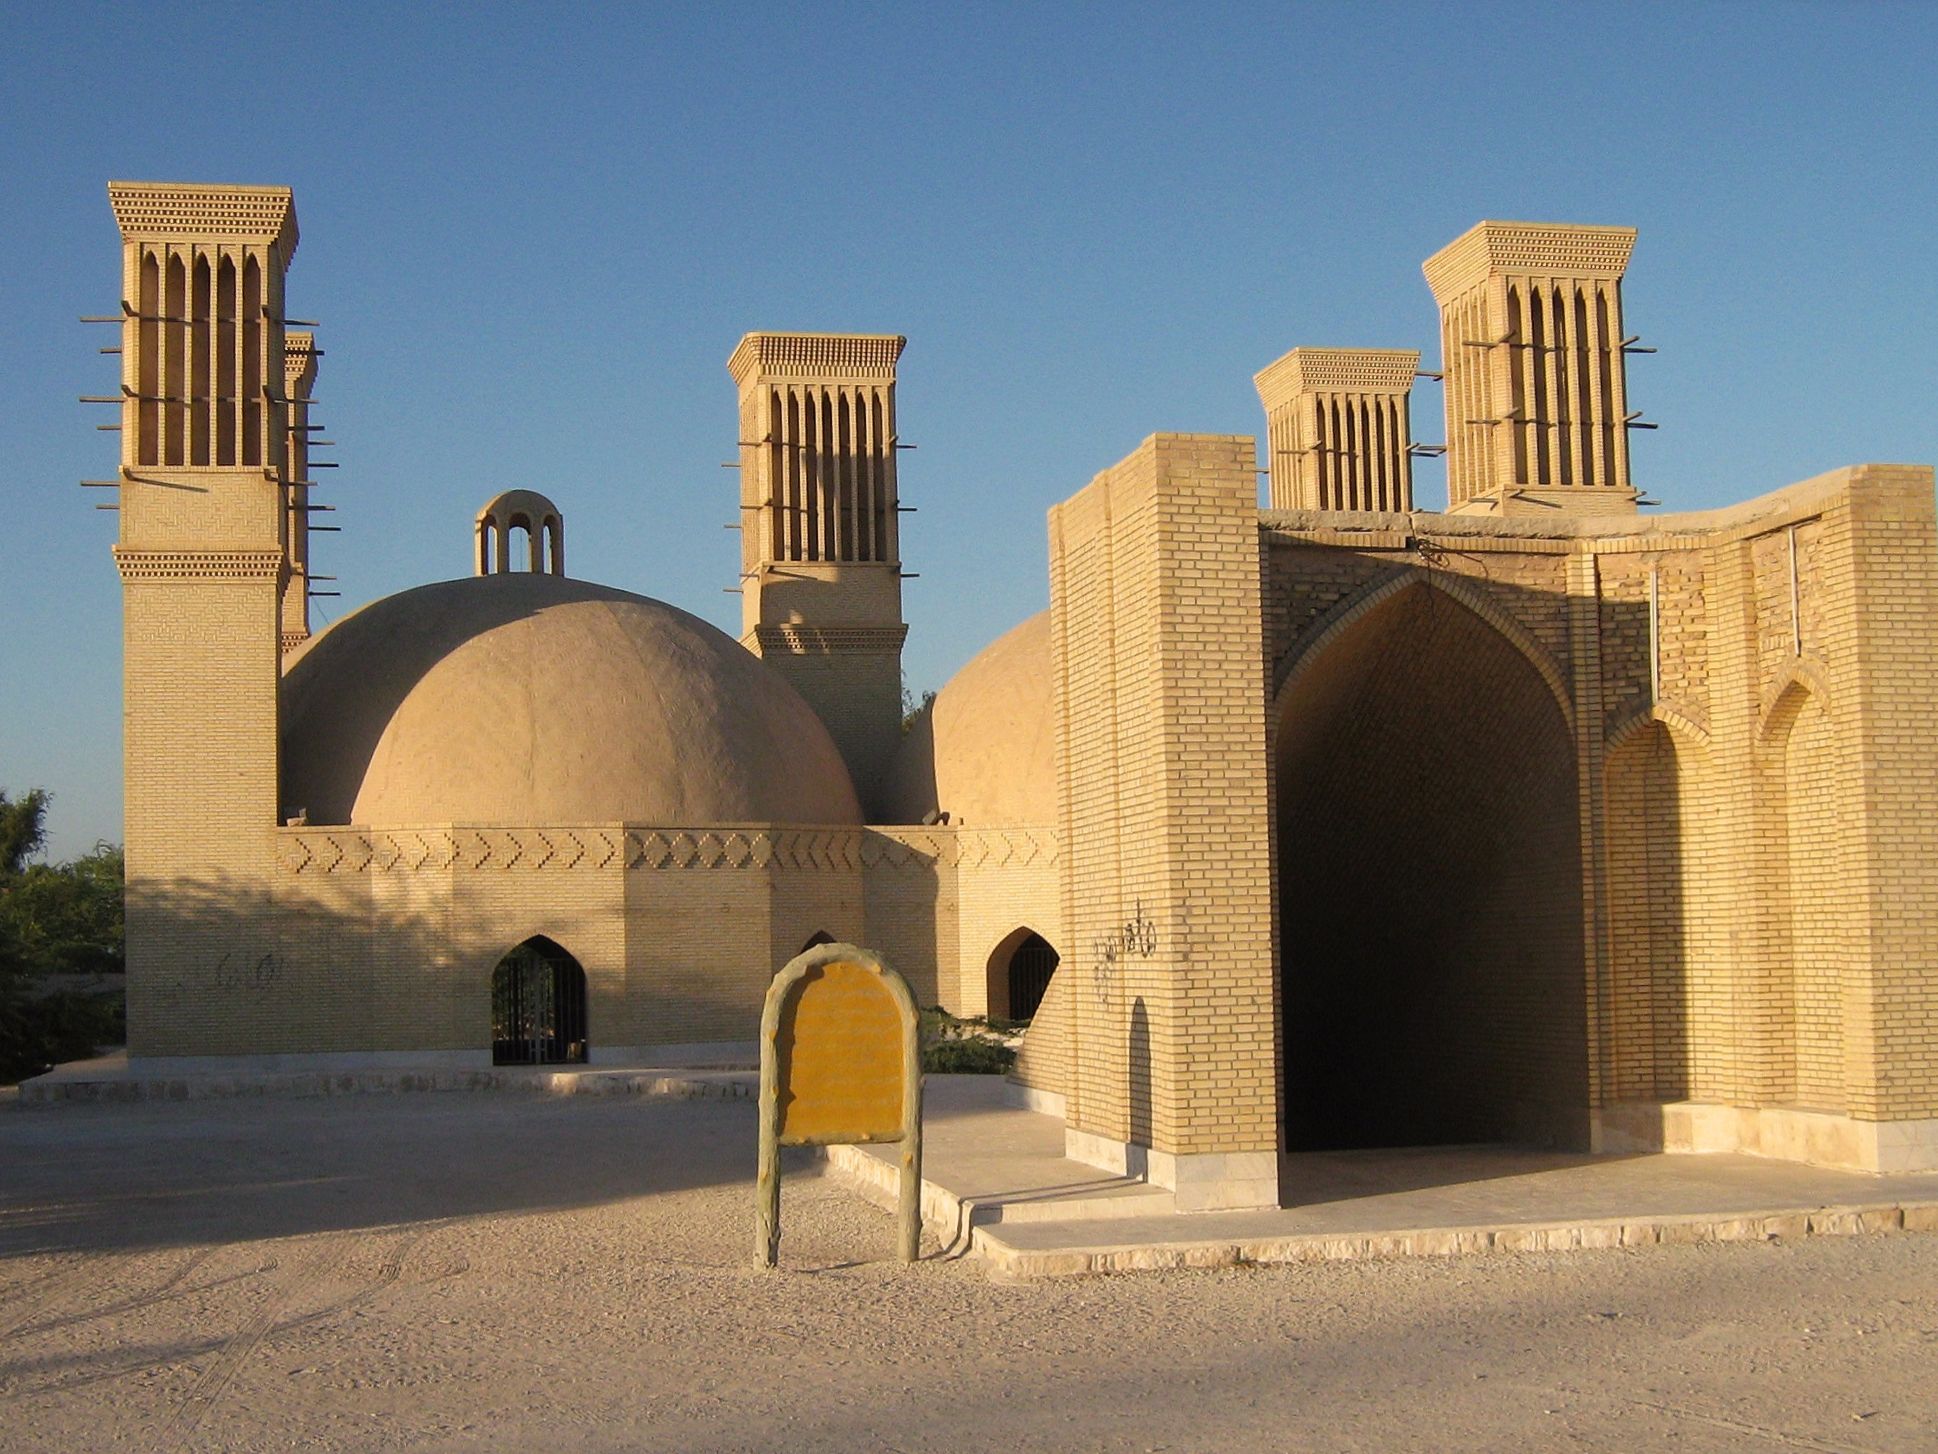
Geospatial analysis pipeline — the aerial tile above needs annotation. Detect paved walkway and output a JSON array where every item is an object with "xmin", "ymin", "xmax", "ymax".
[
  {"xmin": 25, "ymin": 1057, "xmax": 1938, "ymax": 1280},
  {"xmin": 835, "ymin": 1078, "xmax": 1938, "ymax": 1278}
]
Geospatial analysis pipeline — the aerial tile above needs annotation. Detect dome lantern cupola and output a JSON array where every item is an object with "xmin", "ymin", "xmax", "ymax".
[{"xmin": 476, "ymin": 490, "xmax": 564, "ymax": 576}]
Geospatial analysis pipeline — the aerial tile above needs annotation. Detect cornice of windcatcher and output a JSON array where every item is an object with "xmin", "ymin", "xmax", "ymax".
[
  {"xmin": 1255, "ymin": 347, "xmax": 1421, "ymax": 409},
  {"xmin": 727, "ymin": 332, "xmax": 906, "ymax": 385},
  {"xmin": 1423, "ymin": 220, "xmax": 1636, "ymax": 302},
  {"xmin": 284, "ymin": 332, "xmax": 319, "ymax": 387},
  {"xmin": 107, "ymin": 181, "xmax": 299, "ymax": 259}
]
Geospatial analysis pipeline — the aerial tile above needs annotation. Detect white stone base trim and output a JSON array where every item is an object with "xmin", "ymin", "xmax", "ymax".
[
  {"xmin": 126, "ymin": 1049, "xmax": 489, "ymax": 1075},
  {"xmin": 589, "ymin": 1041, "xmax": 756, "ymax": 1069},
  {"xmin": 1065, "ymin": 1126, "xmax": 1131, "ymax": 1175},
  {"xmin": 1001, "ymin": 1079, "xmax": 1066, "ymax": 1118},
  {"xmin": 1064, "ymin": 1127, "xmax": 1278, "ymax": 1211},
  {"xmin": 1595, "ymin": 1101, "xmax": 1938, "ymax": 1173}
]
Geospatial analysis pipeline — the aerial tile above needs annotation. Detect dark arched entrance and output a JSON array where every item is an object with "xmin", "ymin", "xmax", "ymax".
[
  {"xmin": 987, "ymin": 929, "xmax": 1059, "ymax": 1022},
  {"xmin": 491, "ymin": 936, "xmax": 588, "ymax": 1065},
  {"xmin": 1275, "ymin": 580, "xmax": 1586, "ymax": 1151}
]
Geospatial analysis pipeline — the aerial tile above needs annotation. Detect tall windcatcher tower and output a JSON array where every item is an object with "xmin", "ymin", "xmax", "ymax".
[
  {"xmin": 1255, "ymin": 347, "xmax": 1420, "ymax": 511},
  {"xmin": 105, "ymin": 181, "xmax": 299, "ymax": 1056},
  {"xmin": 1424, "ymin": 221, "xmax": 1639, "ymax": 516},
  {"xmin": 727, "ymin": 332, "xmax": 908, "ymax": 816}
]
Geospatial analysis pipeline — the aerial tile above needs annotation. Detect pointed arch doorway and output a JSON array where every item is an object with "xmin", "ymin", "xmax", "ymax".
[
  {"xmin": 987, "ymin": 928, "xmax": 1059, "ymax": 1022},
  {"xmin": 1274, "ymin": 578, "xmax": 1587, "ymax": 1151},
  {"xmin": 491, "ymin": 936, "xmax": 588, "ymax": 1065}
]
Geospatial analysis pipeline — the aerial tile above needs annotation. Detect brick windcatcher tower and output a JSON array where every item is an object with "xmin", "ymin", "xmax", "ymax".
[
  {"xmin": 727, "ymin": 332, "xmax": 909, "ymax": 818},
  {"xmin": 1254, "ymin": 347, "xmax": 1420, "ymax": 511},
  {"xmin": 1424, "ymin": 220, "xmax": 1639, "ymax": 516},
  {"xmin": 107, "ymin": 181, "xmax": 298, "ymax": 1057}
]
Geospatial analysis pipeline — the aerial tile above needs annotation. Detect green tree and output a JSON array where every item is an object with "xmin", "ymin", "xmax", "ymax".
[
  {"xmin": 0, "ymin": 791, "xmax": 125, "ymax": 1082},
  {"xmin": 0, "ymin": 788, "xmax": 49, "ymax": 878},
  {"xmin": 6, "ymin": 844, "xmax": 124, "ymax": 977}
]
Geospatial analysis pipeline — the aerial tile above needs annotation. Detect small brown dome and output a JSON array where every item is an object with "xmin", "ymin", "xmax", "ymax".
[
  {"xmin": 281, "ymin": 574, "xmax": 861, "ymax": 826},
  {"xmin": 882, "ymin": 611, "xmax": 1055, "ymax": 826}
]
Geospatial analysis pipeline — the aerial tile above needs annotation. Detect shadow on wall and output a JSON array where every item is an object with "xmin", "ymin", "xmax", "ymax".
[
  {"xmin": 119, "ymin": 870, "xmax": 762, "ymax": 1065},
  {"xmin": 123, "ymin": 871, "xmax": 522, "ymax": 1062}
]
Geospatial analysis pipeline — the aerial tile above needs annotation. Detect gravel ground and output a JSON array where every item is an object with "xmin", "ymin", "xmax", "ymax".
[{"xmin": 2, "ymin": 1092, "xmax": 1935, "ymax": 1453}]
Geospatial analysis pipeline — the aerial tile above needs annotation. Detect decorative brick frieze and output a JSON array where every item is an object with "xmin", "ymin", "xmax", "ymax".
[
  {"xmin": 108, "ymin": 181, "xmax": 299, "ymax": 255},
  {"xmin": 275, "ymin": 824, "xmax": 1058, "ymax": 876},
  {"xmin": 114, "ymin": 547, "xmax": 284, "ymax": 581},
  {"xmin": 749, "ymin": 623, "xmax": 910, "ymax": 656}
]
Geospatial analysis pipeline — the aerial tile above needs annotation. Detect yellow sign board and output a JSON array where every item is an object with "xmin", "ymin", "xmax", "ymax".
[
  {"xmin": 776, "ymin": 960, "xmax": 905, "ymax": 1144},
  {"xmin": 756, "ymin": 943, "xmax": 923, "ymax": 1266}
]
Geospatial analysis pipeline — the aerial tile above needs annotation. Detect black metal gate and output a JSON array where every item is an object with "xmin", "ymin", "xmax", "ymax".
[
  {"xmin": 491, "ymin": 937, "xmax": 588, "ymax": 1065},
  {"xmin": 1007, "ymin": 933, "xmax": 1059, "ymax": 1022}
]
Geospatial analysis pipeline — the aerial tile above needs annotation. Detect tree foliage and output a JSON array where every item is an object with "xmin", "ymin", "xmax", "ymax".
[
  {"xmin": 0, "ymin": 787, "xmax": 49, "ymax": 878},
  {"xmin": 0, "ymin": 790, "xmax": 125, "ymax": 1083},
  {"xmin": 1, "ymin": 843, "xmax": 125, "ymax": 978}
]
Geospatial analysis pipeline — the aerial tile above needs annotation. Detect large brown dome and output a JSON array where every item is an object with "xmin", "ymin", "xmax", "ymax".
[{"xmin": 281, "ymin": 574, "xmax": 861, "ymax": 827}]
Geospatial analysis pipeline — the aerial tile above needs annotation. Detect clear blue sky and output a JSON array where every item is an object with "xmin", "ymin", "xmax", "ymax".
[{"xmin": 4, "ymin": 2, "xmax": 1936, "ymax": 860}]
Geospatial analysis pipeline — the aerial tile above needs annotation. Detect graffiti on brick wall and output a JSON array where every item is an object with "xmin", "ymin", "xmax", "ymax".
[
  {"xmin": 1091, "ymin": 899, "xmax": 1157, "ymax": 1006},
  {"xmin": 153, "ymin": 949, "xmax": 280, "ymax": 1008}
]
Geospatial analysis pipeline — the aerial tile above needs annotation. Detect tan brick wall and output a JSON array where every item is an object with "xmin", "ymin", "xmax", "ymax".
[
  {"xmin": 118, "ymin": 553, "xmax": 287, "ymax": 1057},
  {"xmin": 1773, "ymin": 687, "xmax": 1848, "ymax": 1109},
  {"xmin": 1835, "ymin": 469, "xmax": 1938, "ymax": 1119},
  {"xmin": 263, "ymin": 830, "xmax": 841, "ymax": 1057},
  {"xmin": 860, "ymin": 826, "xmax": 1060, "ymax": 1013},
  {"xmin": 1049, "ymin": 434, "xmax": 1278, "ymax": 1158},
  {"xmin": 954, "ymin": 852, "xmax": 1061, "ymax": 1018}
]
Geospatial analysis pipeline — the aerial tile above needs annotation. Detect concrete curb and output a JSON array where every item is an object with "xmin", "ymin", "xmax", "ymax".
[
  {"xmin": 819, "ymin": 1146, "xmax": 1938, "ymax": 1278},
  {"xmin": 15, "ymin": 1066, "xmax": 758, "ymax": 1106},
  {"xmin": 969, "ymin": 1200, "xmax": 1938, "ymax": 1279},
  {"xmin": 819, "ymin": 1141, "xmax": 989, "ymax": 1253}
]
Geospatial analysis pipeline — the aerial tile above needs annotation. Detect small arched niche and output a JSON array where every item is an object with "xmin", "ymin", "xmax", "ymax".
[{"xmin": 490, "ymin": 935, "xmax": 587, "ymax": 1065}]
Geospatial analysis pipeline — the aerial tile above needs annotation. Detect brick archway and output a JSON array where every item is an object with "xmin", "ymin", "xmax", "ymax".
[{"xmin": 1274, "ymin": 578, "xmax": 1587, "ymax": 1151}]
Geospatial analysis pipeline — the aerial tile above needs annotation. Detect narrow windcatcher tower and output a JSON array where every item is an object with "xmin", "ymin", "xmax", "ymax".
[
  {"xmin": 727, "ymin": 332, "xmax": 908, "ymax": 816},
  {"xmin": 1255, "ymin": 347, "xmax": 1419, "ymax": 511},
  {"xmin": 104, "ymin": 180, "xmax": 301, "ymax": 1056},
  {"xmin": 1424, "ymin": 221, "xmax": 1638, "ymax": 516}
]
